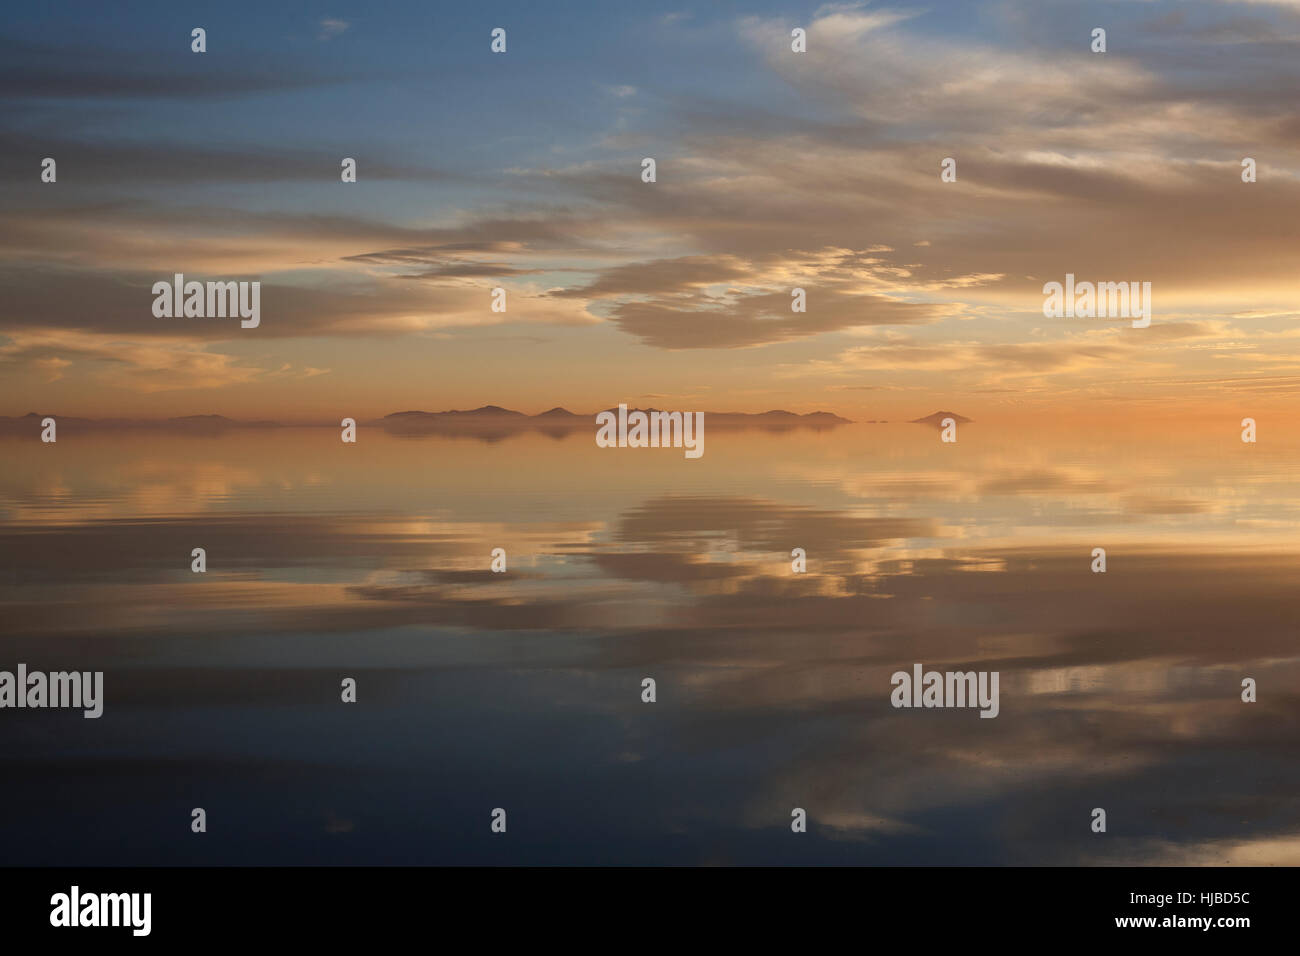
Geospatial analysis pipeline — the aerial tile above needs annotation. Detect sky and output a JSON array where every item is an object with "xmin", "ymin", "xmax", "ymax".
[{"xmin": 3, "ymin": 0, "xmax": 1300, "ymax": 422}]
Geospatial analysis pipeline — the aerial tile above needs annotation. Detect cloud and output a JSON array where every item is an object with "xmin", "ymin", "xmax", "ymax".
[
  {"xmin": 4, "ymin": 0, "xmax": 1300, "ymax": 407},
  {"xmin": 0, "ymin": 34, "xmax": 356, "ymax": 100},
  {"xmin": 603, "ymin": 289, "xmax": 937, "ymax": 349},
  {"xmin": 817, "ymin": 337, "xmax": 1128, "ymax": 376},
  {"xmin": 317, "ymin": 18, "xmax": 350, "ymax": 41},
  {"xmin": 0, "ymin": 329, "xmax": 264, "ymax": 392},
  {"xmin": 32, "ymin": 355, "xmax": 71, "ymax": 382},
  {"xmin": 0, "ymin": 133, "xmax": 447, "ymax": 185},
  {"xmin": 806, "ymin": 321, "xmax": 1229, "ymax": 385},
  {"xmin": 550, "ymin": 249, "xmax": 949, "ymax": 348}
]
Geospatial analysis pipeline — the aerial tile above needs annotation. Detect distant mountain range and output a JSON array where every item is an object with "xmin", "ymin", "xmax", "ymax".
[
  {"xmin": 0, "ymin": 412, "xmax": 280, "ymax": 432},
  {"xmin": 1, "ymin": 407, "xmax": 976, "ymax": 434},
  {"xmin": 374, "ymin": 406, "xmax": 854, "ymax": 432},
  {"xmin": 0, "ymin": 406, "xmax": 855, "ymax": 433}
]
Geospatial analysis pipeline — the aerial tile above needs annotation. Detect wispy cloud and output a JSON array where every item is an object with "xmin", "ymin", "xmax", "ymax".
[{"xmin": 317, "ymin": 18, "xmax": 350, "ymax": 41}]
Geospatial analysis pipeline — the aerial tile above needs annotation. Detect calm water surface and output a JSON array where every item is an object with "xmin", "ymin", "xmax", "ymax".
[{"xmin": 1, "ymin": 422, "xmax": 1297, "ymax": 864}]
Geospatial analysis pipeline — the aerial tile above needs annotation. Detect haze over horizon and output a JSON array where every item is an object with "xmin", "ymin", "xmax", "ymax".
[{"xmin": 4, "ymin": 0, "xmax": 1300, "ymax": 424}]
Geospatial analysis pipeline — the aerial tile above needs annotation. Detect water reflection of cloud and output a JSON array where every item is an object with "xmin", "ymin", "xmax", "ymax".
[{"xmin": 2, "ymin": 430, "xmax": 1297, "ymax": 864}]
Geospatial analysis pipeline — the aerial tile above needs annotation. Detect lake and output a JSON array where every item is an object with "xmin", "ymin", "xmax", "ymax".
[{"xmin": 1, "ymin": 420, "xmax": 1296, "ymax": 864}]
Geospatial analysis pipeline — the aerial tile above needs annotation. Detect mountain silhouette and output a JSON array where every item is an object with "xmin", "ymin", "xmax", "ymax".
[
  {"xmin": 375, "ymin": 406, "xmax": 852, "ymax": 436},
  {"xmin": 909, "ymin": 411, "xmax": 972, "ymax": 425},
  {"xmin": 0, "ymin": 406, "xmax": 855, "ymax": 435}
]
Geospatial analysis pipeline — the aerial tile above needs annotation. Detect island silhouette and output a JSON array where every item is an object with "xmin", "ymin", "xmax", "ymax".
[{"xmin": 0, "ymin": 406, "xmax": 972, "ymax": 439}]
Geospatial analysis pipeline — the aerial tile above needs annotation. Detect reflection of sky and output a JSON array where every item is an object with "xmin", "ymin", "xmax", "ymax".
[{"xmin": 1, "ymin": 427, "xmax": 1296, "ymax": 864}]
